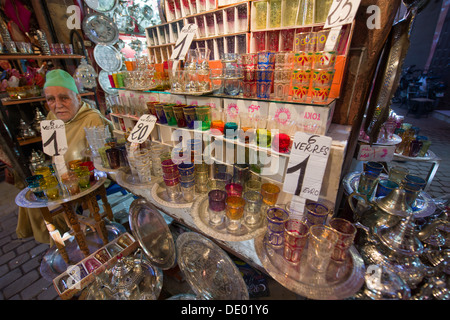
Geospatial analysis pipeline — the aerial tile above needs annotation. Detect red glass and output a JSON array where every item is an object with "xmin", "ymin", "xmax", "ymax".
[
  {"xmin": 225, "ymin": 183, "xmax": 243, "ymax": 197},
  {"xmin": 272, "ymin": 133, "xmax": 291, "ymax": 153},
  {"xmin": 211, "ymin": 120, "xmax": 225, "ymax": 134}
]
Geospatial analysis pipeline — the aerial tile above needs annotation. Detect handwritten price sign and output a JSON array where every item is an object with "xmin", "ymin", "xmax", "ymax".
[
  {"xmin": 357, "ymin": 144, "xmax": 395, "ymax": 162},
  {"xmin": 127, "ymin": 114, "xmax": 157, "ymax": 144},
  {"xmin": 324, "ymin": 0, "xmax": 362, "ymax": 28},
  {"xmin": 40, "ymin": 120, "xmax": 68, "ymax": 157}
]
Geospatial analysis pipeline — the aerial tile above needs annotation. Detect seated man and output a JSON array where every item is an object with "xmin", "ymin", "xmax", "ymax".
[{"xmin": 16, "ymin": 69, "xmax": 113, "ymax": 244}]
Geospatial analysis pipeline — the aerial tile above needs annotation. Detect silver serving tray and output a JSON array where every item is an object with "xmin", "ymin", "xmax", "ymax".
[
  {"xmin": 190, "ymin": 194, "xmax": 266, "ymax": 242},
  {"xmin": 15, "ymin": 170, "xmax": 107, "ymax": 209},
  {"xmin": 342, "ymin": 171, "xmax": 436, "ymax": 218},
  {"xmin": 83, "ymin": 0, "xmax": 118, "ymax": 13},
  {"xmin": 116, "ymin": 169, "xmax": 154, "ymax": 190},
  {"xmin": 93, "ymin": 44, "xmax": 122, "ymax": 72},
  {"xmin": 176, "ymin": 232, "xmax": 249, "ymax": 300},
  {"xmin": 98, "ymin": 70, "xmax": 119, "ymax": 95},
  {"xmin": 254, "ymin": 232, "xmax": 365, "ymax": 300},
  {"xmin": 82, "ymin": 13, "xmax": 119, "ymax": 46},
  {"xmin": 151, "ymin": 178, "xmax": 194, "ymax": 209},
  {"xmin": 128, "ymin": 198, "xmax": 176, "ymax": 270}
]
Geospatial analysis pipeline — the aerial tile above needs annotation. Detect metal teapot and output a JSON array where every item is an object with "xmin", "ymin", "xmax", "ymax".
[
  {"xmin": 356, "ymin": 210, "xmax": 429, "ymax": 289},
  {"xmin": 29, "ymin": 149, "xmax": 46, "ymax": 173},
  {"xmin": 84, "ymin": 249, "xmax": 162, "ymax": 300},
  {"xmin": 32, "ymin": 107, "xmax": 46, "ymax": 134}
]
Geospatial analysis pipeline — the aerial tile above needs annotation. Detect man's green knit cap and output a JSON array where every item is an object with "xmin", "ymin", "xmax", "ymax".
[{"xmin": 44, "ymin": 69, "xmax": 79, "ymax": 94}]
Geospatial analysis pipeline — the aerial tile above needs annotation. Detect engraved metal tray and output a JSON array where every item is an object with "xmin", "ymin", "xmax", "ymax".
[
  {"xmin": 190, "ymin": 194, "xmax": 266, "ymax": 242},
  {"xmin": 254, "ymin": 232, "xmax": 365, "ymax": 300},
  {"xmin": 128, "ymin": 198, "xmax": 176, "ymax": 270},
  {"xmin": 151, "ymin": 178, "xmax": 194, "ymax": 209},
  {"xmin": 176, "ymin": 232, "xmax": 249, "ymax": 300},
  {"xmin": 15, "ymin": 170, "xmax": 107, "ymax": 209},
  {"xmin": 342, "ymin": 171, "xmax": 436, "ymax": 218},
  {"xmin": 116, "ymin": 169, "xmax": 155, "ymax": 190}
]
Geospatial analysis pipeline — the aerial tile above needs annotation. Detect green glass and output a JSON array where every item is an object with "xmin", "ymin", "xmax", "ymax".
[
  {"xmin": 254, "ymin": 1, "xmax": 268, "ymax": 30},
  {"xmin": 282, "ymin": 0, "xmax": 300, "ymax": 26},
  {"xmin": 269, "ymin": 0, "xmax": 282, "ymax": 28},
  {"xmin": 296, "ymin": 0, "xmax": 305, "ymax": 25},
  {"xmin": 301, "ymin": 0, "xmax": 314, "ymax": 25},
  {"xmin": 315, "ymin": 0, "xmax": 333, "ymax": 23},
  {"xmin": 195, "ymin": 106, "xmax": 211, "ymax": 131},
  {"xmin": 163, "ymin": 105, "xmax": 177, "ymax": 126},
  {"xmin": 256, "ymin": 129, "xmax": 272, "ymax": 147}
]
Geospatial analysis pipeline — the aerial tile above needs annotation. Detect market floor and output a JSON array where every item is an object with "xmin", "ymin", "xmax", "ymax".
[{"xmin": 0, "ymin": 103, "xmax": 448, "ymax": 300}]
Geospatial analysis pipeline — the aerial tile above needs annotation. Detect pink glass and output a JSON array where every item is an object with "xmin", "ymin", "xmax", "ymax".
[
  {"xmin": 253, "ymin": 32, "xmax": 266, "ymax": 52},
  {"xmin": 196, "ymin": 16, "xmax": 206, "ymax": 38},
  {"xmin": 189, "ymin": 0, "xmax": 197, "ymax": 14},
  {"xmin": 225, "ymin": 183, "xmax": 243, "ymax": 197},
  {"xmin": 237, "ymin": 4, "xmax": 248, "ymax": 32},
  {"xmin": 174, "ymin": 0, "xmax": 182, "ymax": 16},
  {"xmin": 267, "ymin": 30, "xmax": 280, "ymax": 52},
  {"xmin": 283, "ymin": 219, "xmax": 309, "ymax": 264},
  {"xmin": 329, "ymin": 218, "xmax": 356, "ymax": 263},
  {"xmin": 198, "ymin": 0, "xmax": 206, "ymax": 12},
  {"xmin": 280, "ymin": 29, "xmax": 295, "ymax": 52},
  {"xmin": 206, "ymin": 13, "xmax": 216, "ymax": 36},
  {"xmin": 166, "ymin": 0, "xmax": 176, "ymax": 18},
  {"xmin": 181, "ymin": 0, "xmax": 191, "ymax": 15},
  {"xmin": 215, "ymin": 11, "xmax": 224, "ymax": 35},
  {"xmin": 226, "ymin": 7, "xmax": 235, "ymax": 33}
]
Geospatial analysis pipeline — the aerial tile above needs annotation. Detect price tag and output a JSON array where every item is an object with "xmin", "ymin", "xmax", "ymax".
[
  {"xmin": 170, "ymin": 23, "xmax": 198, "ymax": 65},
  {"xmin": 40, "ymin": 120, "xmax": 68, "ymax": 157},
  {"xmin": 323, "ymin": 26, "xmax": 342, "ymax": 51},
  {"xmin": 324, "ymin": 0, "xmax": 362, "ymax": 29},
  {"xmin": 283, "ymin": 132, "xmax": 332, "ymax": 205},
  {"xmin": 357, "ymin": 144, "xmax": 395, "ymax": 162},
  {"xmin": 127, "ymin": 114, "xmax": 157, "ymax": 144}
]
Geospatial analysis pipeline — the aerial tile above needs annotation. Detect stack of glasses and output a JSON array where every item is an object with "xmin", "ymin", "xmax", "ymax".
[
  {"xmin": 178, "ymin": 163, "xmax": 195, "ymax": 202},
  {"xmin": 242, "ymin": 53, "xmax": 258, "ymax": 98},
  {"xmin": 150, "ymin": 143, "xmax": 169, "ymax": 177},
  {"xmin": 170, "ymin": 48, "xmax": 212, "ymax": 93},
  {"xmin": 291, "ymin": 30, "xmax": 337, "ymax": 103},
  {"xmin": 133, "ymin": 148, "xmax": 153, "ymax": 183},
  {"xmin": 256, "ymin": 51, "xmax": 276, "ymax": 99},
  {"xmin": 162, "ymin": 159, "xmax": 181, "ymax": 200}
]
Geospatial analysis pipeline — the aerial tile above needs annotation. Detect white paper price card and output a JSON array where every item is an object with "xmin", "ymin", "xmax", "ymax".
[
  {"xmin": 324, "ymin": 0, "xmax": 362, "ymax": 29},
  {"xmin": 357, "ymin": 144, "xmax": 395, "ymax": 162},
  {"xmin": 127, "ymin": 114, "xmax": 157, "ymax": 144},
  {"xmin": 40, "ymin": 120, "xmax": 68, "ymax": 157},
  {"xmin": 170, "ymin": 23, "xmax": 198, "ymax": 65},
  {"xmin": 283, "ymin": 133, "xmax": 332, "ymax": 201}
]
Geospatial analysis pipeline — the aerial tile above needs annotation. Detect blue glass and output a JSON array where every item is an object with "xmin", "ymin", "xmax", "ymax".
[
  {"xmin": 375, "ymin": 179, "xmax": 399, "ymax": 198},
  {"xmin": 155, "ymin": 105, "xmax": 167, "ymax": 124},
  {"xmin": 224, "ymin": 122, "xmax": 238, "ymax": 139},
  {"xmin": 363, "ymin": 161, "xmax": 384, "ymax": 176}
]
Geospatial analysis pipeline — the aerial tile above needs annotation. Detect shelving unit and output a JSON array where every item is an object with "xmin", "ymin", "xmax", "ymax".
[{"xmin": 109, "ymin": 88, "xmax": 349, "ymax": 207}]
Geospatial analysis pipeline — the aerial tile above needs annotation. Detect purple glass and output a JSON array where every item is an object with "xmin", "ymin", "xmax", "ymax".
[
  {"xmin": 196, "ymin": 16, "xmax": 206, "ymax": 38},
  {"xmin": 206, "ymin": 13, "xmax": 216, "ymax": 36},
  {"xmin": 215, "ymin": 11, "xmax": 224, "ymax": 35},
  {"xmin": 208, "ymin": 189, "xmax": 228, "ymax": 212},
  {"xmin": 226, "ymin": 7, "xmax": 235, "ymax": 33},
  {"xmin": 226, "ymin": 36, "xmax": 235, "ymax": 53},
  {"xmin": 225, "ymin": 183, "xmax": 243, "ymax": 197}
]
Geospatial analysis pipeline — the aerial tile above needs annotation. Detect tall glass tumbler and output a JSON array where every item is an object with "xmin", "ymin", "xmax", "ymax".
[
  {"xmin": 272, "ymin": 69, "xmax": 291, "ymax": 101},
  {"xmin": 183, "ymin": 105, "xmax": 197, "ymax": 129},
  {"xmin": 208, "ymin": 189, "xmax": 228, "ymax": 226},
  {"xmin": 224, "ymin": 68, "xmax": 243, "ymax": 96},
  {"xmin": 254, "ymin": 1, "xmax": 268, "ymax": 30},
  {"xmin": 266, "ymin": 207, "xmax": 289, "ymax": 248},
  {"xmin": 243, "ymin": 68, "xmax": 256, "ymax": 98},
  {"xmin": 329, "ymin": 218, "xmax": 356, "ymax": 263},
  {"xmin": 226, "ymin": 196, "xmax": 246, "ymax": 232},
  {"xmin": 306, "ymin": 225, "xmax": 338, "ymax": 272},
  {"xmin": 194, "ymin": 105, "xmax": 211, "ymax": 131},
  {"xmin": 256, "ymin": 69, "xmax": 274, "ymax": 99},
  {"xmin": 283, "ymin": 219, "xmax": 309, "ymax": 264},
  {"xmin": 243, "ymin": 190, "xmax": 263, "ymax": 226},
  {"xmin": 210, "ymin": 68, "xmax": 225, "ymax": 95},
  {"xmin": 304, "ymin": 201, "xmax": 330, "ymax": 227}
]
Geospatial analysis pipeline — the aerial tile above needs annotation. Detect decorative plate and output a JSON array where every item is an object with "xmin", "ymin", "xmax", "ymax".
[
  {"xmin": 98, "ymin": 70, "xmax": 118, "ymax": 95},
  {"xmin": 93, "ymin": 44, "xmax": 123, "ymax": 72},
  {"xmin": 128, "ymin": 198, "xmax": 177, "ymax": 270},
  {"xmin": 82, "ymin": 13, "xmax": 119, "ymax": 46},
  {"xmin": 176, "ymin": 232, "xmax": 249, "ymax": 300},
  {"xmin": 83, "ymin": 0, "xmax": 118, "ymax": 13}
]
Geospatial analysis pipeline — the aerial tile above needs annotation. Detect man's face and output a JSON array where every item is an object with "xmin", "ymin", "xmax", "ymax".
[{"xmin": 44, "ymin": 86, "xmax": 81, "ymax": 122}]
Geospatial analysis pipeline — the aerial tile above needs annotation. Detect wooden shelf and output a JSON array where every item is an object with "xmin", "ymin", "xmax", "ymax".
[
  {"xmin": 0, "ymin": 54, "xmax": 85, "ymax": 60},
  {"xmin": 1, "ymin": 91, "xmax": 95, "ymax": 106},
  {"xmin": 18, "ymin": 136, "xmax": 41, "ymax": 146}
]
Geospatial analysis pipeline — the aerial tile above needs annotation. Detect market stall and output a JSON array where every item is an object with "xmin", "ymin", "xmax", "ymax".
[{"xmin": 5, "ymin": 0, "xmax": 449, "ymax": 301}]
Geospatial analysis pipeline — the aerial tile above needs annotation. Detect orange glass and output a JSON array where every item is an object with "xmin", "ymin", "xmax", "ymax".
[
  {"xmin": 261, "ymin": 183, "xmax": 281, "ymax": 206},
  {"xmin": 226, "ymin": 196, "xmax": 245, "ymax": 220}
]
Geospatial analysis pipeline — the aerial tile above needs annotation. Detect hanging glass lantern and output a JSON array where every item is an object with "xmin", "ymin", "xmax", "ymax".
[{"xmin": 74, "ymin": 58, "xmax": 98, "ymax": 89}]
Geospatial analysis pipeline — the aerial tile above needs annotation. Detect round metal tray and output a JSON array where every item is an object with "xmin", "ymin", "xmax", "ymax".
[
  {"xmin": 15, "ymin": 170, "xmax": 107, "ymax": 209},
  {"xmin": 190, "ymin": 194, "xmax": 266, "ymax": 242},
  {"xmin": 116, "ymin": 169, "xmax": 155, "ymax": 190},
  {"xmin": 40, "ymin": 223, "xmax": 125, "ymax": 281},
  {"xmin": 358, "ymin": 134, "xmax": 402, "ymax": 146},
  {"xmin": 342, "ymin": 171, "xmax": 436, "ymax": 218},
  {"xmin": 176, "ymin": 232, "xmax": 249, "ymax": 300},
  {"xmin": 151, "ymin": 178, "xmax": 194, "ymax": 209},
  {"xmin": 128, "ymin": 198, "xmax": 176, "ymax": 270},
  {"xmin": 254, "ymin": 232, "xmax": 365, "ymax": 300}
]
